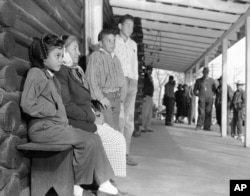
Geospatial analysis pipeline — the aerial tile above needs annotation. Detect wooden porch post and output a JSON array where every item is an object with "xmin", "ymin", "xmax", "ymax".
[
  {"xmin": 245, "ymin": 16, "xmax": 250, "ymax": 147},
  {"xmin": 85, "ymin": 0, "xmax": 103, "ymax": 54},
  {"xmin": 221, "ymin": 39, "xmax": 228, "ymax": 137},
  {"xmin": 204, "ymin": 56, "xmax": 209, "ymax": 68}
]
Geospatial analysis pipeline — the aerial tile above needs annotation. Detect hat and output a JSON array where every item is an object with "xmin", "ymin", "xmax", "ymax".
[
  {"xmin": 235, "ymin": 80, "xmax": 245, "ymax": 85},
  {"xmin": 218, "ymin": 76, "xmax": 222, "ymax": 81},
  {"xmin": 177, "ymin": 84, "xmax": 183, "ymax": 89}
]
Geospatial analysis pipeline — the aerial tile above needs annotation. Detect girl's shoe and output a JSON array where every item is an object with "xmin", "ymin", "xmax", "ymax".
[{"xmin": 98, "ymin": 180, "xmax": 118, "ymax": 195}]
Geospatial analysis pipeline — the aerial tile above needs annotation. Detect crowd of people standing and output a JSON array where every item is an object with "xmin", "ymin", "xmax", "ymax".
[{"xmin": 162, "ymin": 67, "xmax": 246, "ymax": 143}]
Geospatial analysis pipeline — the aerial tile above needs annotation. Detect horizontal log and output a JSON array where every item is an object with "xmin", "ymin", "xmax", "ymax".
[
  {"xmin": 0, "ymin": 32, "xmax": 16, "ymax": 58},
  {"xmin": 9, "ymin": 0, "xmax": 55, "ymax": 35},
  {"xmin": 33, "ymin": 0, "xmax": 81, "ymax": 39},
  {"xmin": 16, "ymin": 75, "xmax": 26, "ymax": 92},
  {"xmin": 0, "ymin": 127, "xmax": 10, "ymax": 144},
  {"xmin": 0, "ymin": 54, "xmax": 30, "ymax": 76},
  {"xmin": 8, "ymin": 29, "xmax": 32, "ymax": 48},
  {"xmin": 0, "ymin": 166, "xmax": 12, "ymax": 190},
  {"xmin": 0, "ymin": 1, "xmax": 16, "ymax": 27},
  {"xmin": 17, "ymin": 157, "xmax": 30, "ymax": 179},
  {"xmin": 20, "ymin": 187, "xmax": 30, "ymax": 196},
  {"xmin": 54, "ymin": 0, "xmax": 83, "ymax": 27},
  {"xmin": 0, "ymin": 101, "xmax": 21, "ymax": 132},
  {"xmin": 0, "ymin": 135, "xmax": 23, "ymax": 169},
  {"xmin": 0, "ymin": 65, "xmax": 18, "ymax": 92},
  {"xmin": 0, "ymin": 88, "xmax": 21, "ymax": 107},
  {"xmin": 0, "ymin": 174, "xmax": 20, "ymax": 196},
  {"xmin": 73, "ymin": 0, "xmax": 83, "ymax": 8}
]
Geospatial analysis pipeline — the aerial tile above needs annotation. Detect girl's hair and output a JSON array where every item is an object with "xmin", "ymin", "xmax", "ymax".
[
  {"xmin": 29, "ymin": 34, "xmax": 64, "ymax": 68},
  {"xmin": 61, "ymin": 35, "xmax": 79, "ymax": 48}
]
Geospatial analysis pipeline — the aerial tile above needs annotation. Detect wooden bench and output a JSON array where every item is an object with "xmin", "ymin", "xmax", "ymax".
[{"xmin": 17, "ymin": 143, "xmax": 74, "ymax": 196}]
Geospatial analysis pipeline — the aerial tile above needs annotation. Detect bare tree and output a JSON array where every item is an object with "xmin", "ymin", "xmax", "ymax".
[{"xmin": 152, "ymin": 69, "xmax": 184, "ymax": 109}]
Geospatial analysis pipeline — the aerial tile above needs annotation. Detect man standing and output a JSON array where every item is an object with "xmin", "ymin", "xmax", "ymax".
[
  {"xmin": 193, "ymin": 67, "xmax": 217, "ymax": 131},
  {"xmin": 114, "ymin": 14, "xmax": 138, "ymax": 166},
  {"xmin": 163, "ymin": 75, "xmax": 176, "ymax": 126},
  {"xmin": 215, "ymin": 76, "xmax": 234, "ymax": 135},
  {"xmin": 230, "ymin": 80, "xmax": 245, "ymax": 142},
  {"xmin": 141, "ymin": 66, "xmax": 154, "ymax": 133}
]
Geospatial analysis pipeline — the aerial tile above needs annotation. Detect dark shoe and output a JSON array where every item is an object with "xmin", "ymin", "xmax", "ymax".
[
  {"xmin": 165, "ymin": 122, "xmax": 173, "ymax": 126},
  {"xmin": 141, "ymin": 129, "xmax": 147, "ymax": 133},
  {"xmin": 148, "ymin": 129, "xmax": 154, "ymax": 132},
  {"xmin": 132, "ymin": 131, "xmax": 141, "ymax": 137},
  {"xmin": 203, "ymin": 127, "xmax": 211, "ymax": 131},
  {"xmin": 126, "ymin": 155, "xmax": 138, "ymax": 166},
  {"xmin": 195, "ymin": 126, "xmax": 201, "ymax": 131}
]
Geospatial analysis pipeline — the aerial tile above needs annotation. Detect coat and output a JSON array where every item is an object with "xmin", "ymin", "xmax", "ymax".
[{"xmin": 55, "ymin": 66, "xmax": 97, "ymax": 132}]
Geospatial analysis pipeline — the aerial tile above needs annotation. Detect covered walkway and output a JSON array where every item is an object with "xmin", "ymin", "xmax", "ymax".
[{"xmin": 116, "ymin": 120, "xmax": 250, "ymax": 196}]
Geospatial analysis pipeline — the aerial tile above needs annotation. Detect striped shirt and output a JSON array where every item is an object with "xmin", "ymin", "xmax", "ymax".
[
  {"xmin": 114, "ymin": 35, "xmax": 138, "ymax": 80},
  {"xmin": 85, "ymin": 48, "xmax": 125, "ymax": 101}
]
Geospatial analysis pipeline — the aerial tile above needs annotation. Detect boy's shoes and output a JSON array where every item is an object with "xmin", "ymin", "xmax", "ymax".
[
  {"xmin": 141, "ymin": 129, "xmax": 154, "ymax": 133},
  {"xmin": 195, "ymin": 126, "xmax": 201, "ymax": 131},
  {"xmin": 126, "ymin": 155, "xmax": 138, "ymax": 166},
  {"xmin": 238, "ymin": 136, "xmax": 245, "ymax": 143}
]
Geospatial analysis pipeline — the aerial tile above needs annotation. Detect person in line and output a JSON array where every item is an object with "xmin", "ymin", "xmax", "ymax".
[
  {"xmin": 85, "ymin": 29, "xmax": 126, "ymax": 131},
  {"xmin": 230, "ymin": 80, "xmax": 245, "ymax": 142},
  {"xmin": 55, "ymin": 34, "xmax": 127, "ymax": 179},
  {"xmin": 215, "ymin": 76, "xmax": 234, "ymax": 135},
  {"xmin": 163, "ymin": 75, "xmax": 176, "ymax": 126},
  {"xmin": 114, "ymin": 14, "xmax": 138, "ymax": 166},
  {"xmin": 175, "ymin": 84, "xmax": 183, "ymax": 123},
  {"xmin": 193, "ymin": 67, "xmax": 217, "ymax": 131},
  {"xmin": 141, "ymin": 65, "xmax": 154, "ymax": 133},
  {"xmin": 21, "ymin": 34, "xmax": 118, "ymax": 196},
  {"xmin": 187, "ymin": 85, "xmax": 194, "ymax": 125},
  {"xmin": 180, "ymin": 84, "xmax": 192, "ymax": 124}
]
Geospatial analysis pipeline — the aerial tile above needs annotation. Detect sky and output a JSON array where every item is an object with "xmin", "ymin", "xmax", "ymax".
[{"xmin": 208, "ymin": 37, "xmax": 246, "ymax": 91}]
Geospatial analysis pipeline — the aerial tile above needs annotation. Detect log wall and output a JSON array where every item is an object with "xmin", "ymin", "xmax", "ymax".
[{"xmin": 0, "ymin": 1, "xmax": 85, "ymax": 196}]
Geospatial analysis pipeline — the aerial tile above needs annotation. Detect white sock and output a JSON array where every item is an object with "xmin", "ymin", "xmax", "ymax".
[
  {"xmin": 74, "ymin": 185, "xmax": 83, "ymax": 196},
  {"xmin": 99, "ymin": 180, "xmax": 118, "ymax": 195}
]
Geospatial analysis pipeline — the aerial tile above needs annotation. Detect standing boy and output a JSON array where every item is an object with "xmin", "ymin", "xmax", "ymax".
[
  {"xmin": 114, "ymin": 14, "xmax": 138, "ymax": 166},
  {"xmin": 86, "ymin": 29, "xmax": 125, "ymax": 131}
]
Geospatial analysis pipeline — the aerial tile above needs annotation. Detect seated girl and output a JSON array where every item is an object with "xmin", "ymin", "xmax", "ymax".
[
  {"xmin": 20, "ymin": 34, "xmax": 119, "ymax": 196},
  {"xmin": 55, "ymin": 35, "xmax": 126, "ymax": 178}
]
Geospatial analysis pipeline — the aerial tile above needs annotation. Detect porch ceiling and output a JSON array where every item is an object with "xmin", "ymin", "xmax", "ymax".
[{"xmin": 109, "ymin": 0, "xmax": 250, "ymax": 73}]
